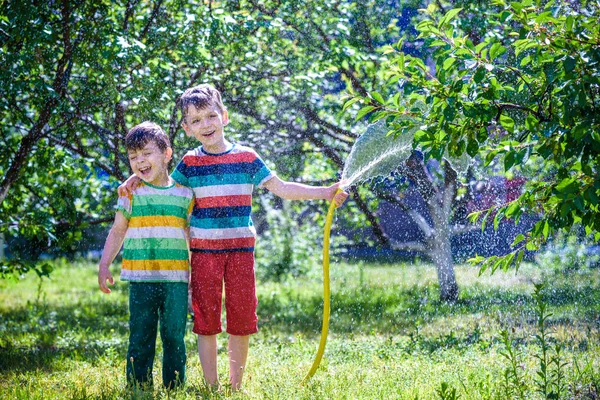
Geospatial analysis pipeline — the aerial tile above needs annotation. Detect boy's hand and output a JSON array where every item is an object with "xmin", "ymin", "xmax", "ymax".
[
  {"xmin": 117, "ymin": 175, "xmax": 141, "ymax": 197},
  {"xmin": 98, "ymin": 266, "xmax": 114, "ymax": 294},
  {"xmin": 328, "ymin": 182, "xmax": 349, "ymax": 208}
]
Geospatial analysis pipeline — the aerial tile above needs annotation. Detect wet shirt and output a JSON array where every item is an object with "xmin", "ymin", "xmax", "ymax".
[
  {"xmin": 171, "ymin": 144, "xmax": 274, "ymax": 253},
  {"xmin": 117, "ymin": 181, "xmax": 194, "ymax": 282}
]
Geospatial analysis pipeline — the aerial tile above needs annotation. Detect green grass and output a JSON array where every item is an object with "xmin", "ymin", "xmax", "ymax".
[{"xmin": 0, "ymin": 259, "xmax": 599, "ymax": 399}]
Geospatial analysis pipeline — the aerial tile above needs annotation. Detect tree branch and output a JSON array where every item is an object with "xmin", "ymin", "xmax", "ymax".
[
  {"xmin": 442, "ymin": 158, "xmax": 458, "ymax": 217},
  {"xmin": 349, "ymin": 187, "xmax": 390, "ymax": 247},
  {"xmin": 300, "ymin": 104, "xmax": 358, "ymax": 140},
  {"xmin": 23, "ymin": 183, "xmax": 60, "ymax": 217},
  {"xmin": 168, "ymin": 66, "xmax": 208, "ymax": 148},
  {"xmin": 140, "ymin": 0, "xmax": 164, "ymax": 39},
  {"xmin": 114, "ymin": 101, "xmax": 127, "ymax": 137},
  {"xmin": 230, "ymin": 98, "xmax": 347, "ymax": 168},
  {"xmin": 339, "ymin": 65, "xmax": 370, "ymax": 97},
  {"xmin": 77, "ymin": 116, "xmax": 129, "ymax": 168},
  {"xmin": 372, "ymin": 187, "xmax": 434, "ymax": 238},
  {"xmin": 435, "ymin": 0, "xmax": 446, "ymax": 14},
  {"xmin": 56, "ymin": 216, "xmax": 114, "ymax": 227},
  {"xmin": 47, "ymin": 134, "xmax": 124, "ymax": 181},
  {"xmin": 123, "ymin": 0, "xmax": 141, "ymax": 32},
  {"xmin": 450, "ymin": 224, "xmax": 478, "ymax": 235},
  {"xmin": 389, "ymin": 240, "xmax": 427, "ymax": 253},
  {"xmin": 495, "ymin": 102, "xmax": 546, "ymax": 122},
  {"xmin": 403, "ymin": 151, "xmax": 437, "ymax": 202}
]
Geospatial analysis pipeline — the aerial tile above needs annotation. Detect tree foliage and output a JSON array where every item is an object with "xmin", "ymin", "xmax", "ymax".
[
  {"xmin": 351, "ymin": 0, "xmax": 600, "ymax": 273},
  {"xmin": 6, "ymin": 0, "xmax": 583, "ymax": 285},
  {"xmin": 1, "ymin": 0, "xmax": 416, "ymax": 267}
]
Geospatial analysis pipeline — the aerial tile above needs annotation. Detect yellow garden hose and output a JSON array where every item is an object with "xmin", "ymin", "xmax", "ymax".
[{"xmin": 302, "ymin": 189, "xmax": 341, "ymax": 384}]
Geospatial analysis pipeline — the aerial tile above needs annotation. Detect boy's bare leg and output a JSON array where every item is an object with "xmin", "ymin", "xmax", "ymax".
[
  {"xmin": 198, "ymin": 335, "xmax": 220, "ymax": 388},
  {"xmin": 228, "ymin": 334, "xmax": 250, "ymax": 390}
]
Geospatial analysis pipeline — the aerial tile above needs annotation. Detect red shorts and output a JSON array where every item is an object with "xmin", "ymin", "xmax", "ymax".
[{"xmin": 190, "ymin": 251, "xmax": 258, "ymax": 336}]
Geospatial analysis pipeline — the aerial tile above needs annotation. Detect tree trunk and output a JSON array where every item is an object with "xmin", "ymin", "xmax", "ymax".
[
  {"xmin": 429, "ymin": 231, "xmax": 458, "ymax": 302},
  {"xmin": 404, "ymin": 153, "xmax": 460, "ymax": 302},
  {"xmin": 0, "ymin": 2, "xmax": 75, "ymax": 207},
  {"xmin": 427, "ymin": 159, "xmax": 459, "ymax": 302},
  {"xmin": 427, "ymin": 193, "xmax": 459, "ymax": 302},
  {"xmin": 0, "ymin": 124, "xmax": 48, "ymax": 206}
]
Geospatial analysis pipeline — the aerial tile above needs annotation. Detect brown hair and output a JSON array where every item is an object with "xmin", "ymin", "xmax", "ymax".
[
  {"xmin": 125, "ymin": 121, "xmax": 170, "ymax": 152},
  {"xmin": 179, "ymin": 84, "xmax": 226, "ymax": 120}
]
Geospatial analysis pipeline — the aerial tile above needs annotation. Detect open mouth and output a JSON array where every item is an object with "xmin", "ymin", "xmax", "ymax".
[
  {"xmin": 138, "ymin": 166, "xmax": 151, "ymax": 176},
  {"xmin": 202, "ymin": 130, "xmax": 215, "ymax": 138}
]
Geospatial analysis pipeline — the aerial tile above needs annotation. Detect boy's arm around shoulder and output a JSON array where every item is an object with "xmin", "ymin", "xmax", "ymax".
[
  {"xmin": 262, "ymin": 176, "xmax": 348, "ymax": 208},
  {"xmin": 117, "ymin": 175, "xmax": 141, "ymax": 197},
  {"xmin": 98, "ymin": 212, "xmax": 129, "ymax": 294}
]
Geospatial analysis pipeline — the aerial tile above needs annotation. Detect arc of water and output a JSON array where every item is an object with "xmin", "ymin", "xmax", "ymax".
[
  {"xmin": 341, "ymin": 121, "xmax": 417, "ymax": 187},
  {"xmin": 302, "ymin": 116, "xmax": 471, "ymax": 383},
  {"xmin": 341, "ymin": 145, "xmax": 413, "ymax": 189}
]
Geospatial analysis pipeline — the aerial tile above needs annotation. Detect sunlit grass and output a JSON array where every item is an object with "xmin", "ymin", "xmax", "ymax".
[{"xmin": 0, "ymin": 260, "xmax": 599, "ymax": 399}]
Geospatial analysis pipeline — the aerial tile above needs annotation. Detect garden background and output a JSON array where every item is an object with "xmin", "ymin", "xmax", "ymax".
[{"xmin": 1, "ymin": 0, "xmax": 599, "ymax": 398}]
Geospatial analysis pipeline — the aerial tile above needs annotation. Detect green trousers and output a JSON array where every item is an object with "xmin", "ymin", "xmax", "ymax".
[{"xmin": 126, "ymin": 282, "xmax": 188, "ymax": 389}]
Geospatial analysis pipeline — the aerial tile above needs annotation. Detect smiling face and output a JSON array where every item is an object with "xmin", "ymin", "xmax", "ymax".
[
  {"xmin": 127, "ymin": 141, "xmax": 173, "ymax": 187},
  {"xmin": 181, "ymin": 104, "xmax": 229, "ymax": 154}
]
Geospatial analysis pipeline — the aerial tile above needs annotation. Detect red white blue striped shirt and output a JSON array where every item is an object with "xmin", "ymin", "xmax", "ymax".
[{"xmin": 171, "ymin": 144, "xmax": 273, "ymax": 253}]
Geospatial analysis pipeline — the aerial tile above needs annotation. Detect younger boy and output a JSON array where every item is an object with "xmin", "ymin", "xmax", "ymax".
[
  {"xmin": 120, "ymin": 84, "xmax": 348, "ymax": 391},
  {"xmin": 98, "ymin": 122, "xmax": 194, "ymax": 390}
]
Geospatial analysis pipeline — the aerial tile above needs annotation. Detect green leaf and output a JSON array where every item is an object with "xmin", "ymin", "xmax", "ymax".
[
  {"xmin": 443, "ymin": 57, "xmax": 456, "ymax": 70},
  {"xmin": 489, "ymin": 43, "xmax": 506, "ymax": 60},
  {"xmin": 382, "ymin": 45, "xmax": 396, "ymax": 55},
  {"xmin": 563, "ymin": 56, "xmax": 576, "ymax": 73},
  {"xmin": 481, "ymin": 208, "xmax": 493, "ymax": 232},
  {"xmin": 505, "ymin": 201, "xmax": 520, "ymax": 219},
  {"xmin": 485, "ymin": 150, "xmax": 498, "ymax": 166},
  {"xmin": 526, "ymin": 241, "xmax": 538, "ymax": 251},
  {"xmin": 520, "ymin": 55, "xmax": 531, "ymax": 67},
  {"xmin": 560, "ymin": 202, "xmax": 571, "ymax": 218},
  {"xmin": 572, "ymin": 122, "xmax": 590, "ymax": 141},
  {"xmin": 502, "ymin": 252, "xmax": 516, "ymax": 272},
  {"xmin": 443, "ymin": 8, "xmax": 463, "ymax": 25},
  {"xmin": 504, "ymin": 150, "xmax": 516, "ymax": 171},
  {"xmin": 468, "ymin": 210, "xmax": 482, "ymax": 224},
  {"xmin": 370, "ymin": 91, "xmax": 385, "ymax": 105},
  {"xmin": 342, "ymin": 97, "xmax": 361, "ymax": 112},
  {"xmin": 443, "ymin": 104, "xmax": 456, "ymax": 120},
  {"xmin": 525, "ymin": 114, "xmax": 539, "ymax": 130},
  {"xmin": 511, "ymin": 233, "xmax": 525, "ymax": 247},
  {"xmin": 499, "ymin": 114, "xmax": 515, "ymax": 133},
  {"xmin": 494, "ymin": 209, "xmax": 503, "ymax": 231},
  {"xmin": 566, "ymin": 15, "xmax": 574, "ymax": 31},
  {"xmin": 355, "ymin": 105, "xmax": 376, "ymax": 121},
  {"xmin": 474, "ymin": 67, "xmax": 486, "ymax": 83},
  {"xmin": 515, "ymin": 250, "xmax": 525, "ymax": 270},
  {"xmin": 491, "ymin": 256, "xmax": 504, "ymax": 273},
  {"xmin": 466, "ymin": 138, "xmax": 479, "ymax": 157},
  {"xmin": 555, "ymin": 178, "xmax": 578, "ymax": 194}
]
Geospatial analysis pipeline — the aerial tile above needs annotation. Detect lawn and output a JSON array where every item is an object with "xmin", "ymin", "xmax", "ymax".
[{"xmin": 0, "ymin": 259, "xmax": 599, "ymax": 399}]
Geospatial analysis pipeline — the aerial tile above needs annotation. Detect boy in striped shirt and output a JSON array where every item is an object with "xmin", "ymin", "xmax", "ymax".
[
  {"xmin": 98, "ymin": 122, "xmax": 194, "ymax": 390},
  {"xmin": 176, "ymin": 84, "xmax": 347, "ymax": 391}
]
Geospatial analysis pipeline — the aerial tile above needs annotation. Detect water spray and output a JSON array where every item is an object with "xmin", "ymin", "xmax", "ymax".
[
  {"xmin": 301, "ymin": 117, "xmax": 471, "ymax": 383},
  {"xmin": 301, "ymin": 120, "xmax": 414, "ymax": 384}
]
